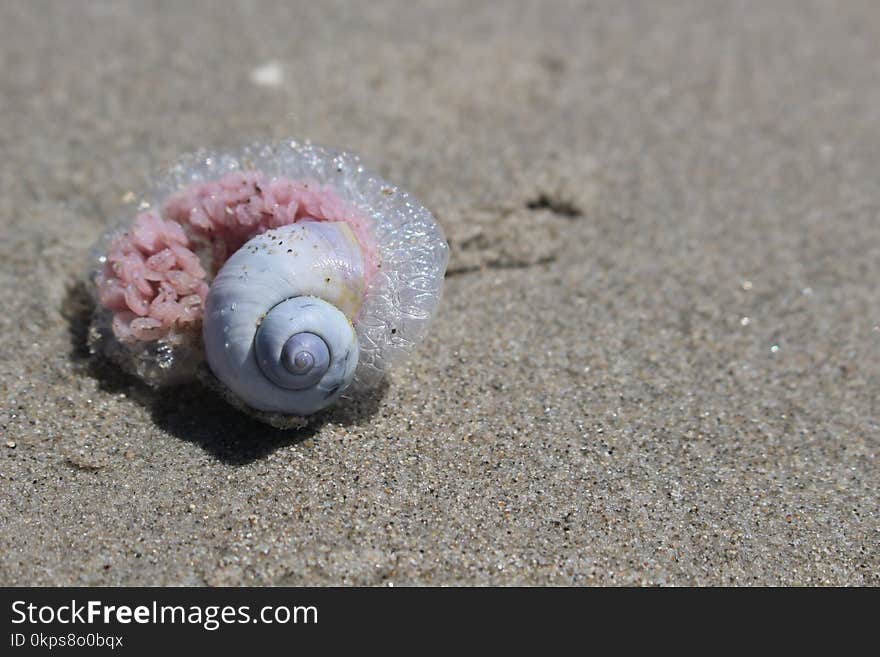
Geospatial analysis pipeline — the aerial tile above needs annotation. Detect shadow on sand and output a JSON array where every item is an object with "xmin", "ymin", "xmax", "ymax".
[{"xmin": 62, "ymin": 281, "xmax": 386, "ymax": 465}]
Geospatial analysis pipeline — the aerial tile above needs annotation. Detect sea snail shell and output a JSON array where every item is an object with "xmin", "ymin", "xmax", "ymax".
[
  {"xmin": 89, "ymin": 140, "xmax": 448, "ymax": 423},
  {"xmin": 204, "ymin": 221, "xmax": 363, "ymax": 416}
]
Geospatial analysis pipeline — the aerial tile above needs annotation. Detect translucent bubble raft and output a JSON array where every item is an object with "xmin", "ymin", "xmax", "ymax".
[{"xmin": 88, "ymin": 139, "xmax": 449, "ymax": 414}]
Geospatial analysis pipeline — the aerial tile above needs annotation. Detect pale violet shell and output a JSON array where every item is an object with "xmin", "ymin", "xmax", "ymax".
[{"xmin": 204, "ymin": 222, "xmax": 362, "ymax": 415}]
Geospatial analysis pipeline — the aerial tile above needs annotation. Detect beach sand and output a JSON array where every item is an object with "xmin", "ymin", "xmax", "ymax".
[{"xmin": 1, "ymin": 0, "xmax": 877, "ymax": 585}]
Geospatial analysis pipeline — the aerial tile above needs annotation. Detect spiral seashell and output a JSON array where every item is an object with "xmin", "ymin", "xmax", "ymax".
[
  {"xmin": 204, "ymin": 221, "xmax": 364, "ymax": 415},
  {"xmin": 88, "ymin": 139, "xmax": 448, "ymax": 423}
]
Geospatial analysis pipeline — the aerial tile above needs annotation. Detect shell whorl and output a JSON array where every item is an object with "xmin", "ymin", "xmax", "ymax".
[{"xmin": 203, "ymin": 221, "xmax": 364, "ymax": 416}]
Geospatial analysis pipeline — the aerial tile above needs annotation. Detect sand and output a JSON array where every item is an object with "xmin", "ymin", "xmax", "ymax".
[{"xmin": 0, "ymin": 0, "xmax": 877, "ymax": 585}]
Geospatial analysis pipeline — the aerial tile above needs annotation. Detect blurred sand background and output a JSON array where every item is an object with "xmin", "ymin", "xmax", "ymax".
[{"xmin": 0, "ymin": 0, "xmax": 877, "ymax": 585}]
